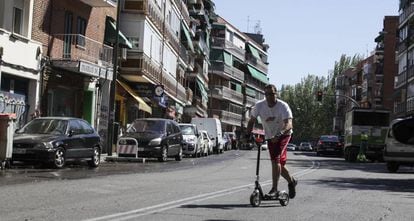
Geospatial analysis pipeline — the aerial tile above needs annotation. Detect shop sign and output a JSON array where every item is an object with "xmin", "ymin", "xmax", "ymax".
[{"xmin": 79, "ymin": 61, "xmax": 100, "ymax": 77}]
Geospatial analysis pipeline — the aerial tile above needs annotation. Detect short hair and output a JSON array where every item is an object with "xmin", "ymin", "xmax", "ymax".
[{"xmin": 264, "ymin": 84, "xmax": 277, "ymax": 92}]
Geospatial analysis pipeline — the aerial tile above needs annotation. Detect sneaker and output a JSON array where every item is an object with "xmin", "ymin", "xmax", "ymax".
[
  {"xmin": 265, "ymin": 188, "xmax": 280, "ymax": 198},
  {"xmin": 288, "ymin": 177, "xmax": 297, "ymax": 199}
]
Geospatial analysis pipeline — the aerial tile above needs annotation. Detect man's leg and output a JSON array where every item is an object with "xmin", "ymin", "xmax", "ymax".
[
  {"xmin": 281, "ymin": 165, "xmax": 293, "ymax": 183},
  {"xmin": 271, "ymin": 160, "xmax": 281, "ymax": 191}
]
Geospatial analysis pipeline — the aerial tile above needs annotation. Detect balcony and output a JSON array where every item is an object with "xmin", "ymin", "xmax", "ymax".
[
  {"xmin": 123, "ymin": 0, "xmax": 164, "ymax": 32},
  {"xmin": 210, "ymin": 85, "xmax": 243, "ymax": 105},
  {"xmin": 173, "ymin": 0, "xmax": 191, "ymax": 25},
  {"xmin": 165, "ymin": 25, "xmax": 180, "ymax": 53},
  {"xmin": 209, "ymin": 109, "xmax": 242, "ymax": 127},
  {"xmin": 246, "ymin": 96, "xmax": 257, "ymax": 107},
  {"xmin": 80, "ymin": 0, "xmax": 116, "ymax": 7},
  {"xmin": 50, "ymin": 34, "xmax": 113, "ymax": 66},
  {"xmin": 399, "ymin": 3, "xmax": 414, "ymax": 25},
  {"xmin": 245, "ymin": 53, "xmax": 268, "ymax": 73},
  {"xmin": 211, "ymin": 37, "xmax": 245, "ymax": 61},
  {"xmin": 121, "ymin": 52, "xmax": 162, "ymax": 84},
  {"xmin": 209, "ymin": 61, "xmax": 244, "ymax": 82}
]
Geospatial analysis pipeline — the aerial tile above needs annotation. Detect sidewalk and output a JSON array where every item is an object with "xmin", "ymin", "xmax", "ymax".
[{"xmin": 101, "ymin": 153, "xmax": 146, "ymax": 163}]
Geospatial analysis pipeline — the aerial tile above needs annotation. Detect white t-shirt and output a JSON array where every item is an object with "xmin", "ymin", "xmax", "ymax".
[{"xmin": 250, "ymin": 99, "xmax": 293, "ymax": 139}]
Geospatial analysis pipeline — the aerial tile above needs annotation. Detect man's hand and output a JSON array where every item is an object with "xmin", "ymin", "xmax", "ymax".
[{"xmin": 271, "ymin": 131, "xmax": 284, "ymax": 143}]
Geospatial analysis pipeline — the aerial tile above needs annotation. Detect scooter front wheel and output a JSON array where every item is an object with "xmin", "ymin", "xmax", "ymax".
[{"xmin": 250, "ymin": 190, "xmax": 261, "ymax": 207}]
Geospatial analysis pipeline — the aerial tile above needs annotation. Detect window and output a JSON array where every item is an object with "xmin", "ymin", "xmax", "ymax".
[
  {"xmin": 13, "ymin": 7, "xmax": 23, "ymax": 34},
  {"xmin": 128, "ymin": 37, "xmax": 140, "ymax": 49},
  {"xmin": 69, "ymin": 120, "xmax": 83, "ymax": 135},
  {"xmin": 77, "ymin": 17, "xmax": 87, "ymax": 47},
  {"xmin": 78, "ymin": 120, "xmax": 94, "ymax": 134}
]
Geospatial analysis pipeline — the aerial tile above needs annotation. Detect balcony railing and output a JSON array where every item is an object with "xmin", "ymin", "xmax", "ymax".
[
  {"xmin": 246, "ymin": 96, "xmax": 257, "ymax": 107},
  {"xmin": 209, "ymin": 61, "xmax": 244, "ymax": 82},
  {"xmin": 211, "ymin": 37, "xmax": 245, "ymax": 61},
  {"xmin": 399, "ymin": 3, "xmax": 414, "ymax": 25},
  {"xmin": 121, "ymin": 52, "xmax": 162, "ymax": 84},
  {"xmin": 209, "ymin": 109, "xmax": 242, "ymax": 126},
  {"xmin": 246, "ymin": 53, "xmax": 268, "ymax": 73},
  {"xmin": 210, "ymin": 85, "xmax": 243, "ymax": 105},
  {"xmin": 50, "ymin": 34, "xmax": 113, "ymax": 65},
  {"xmin": 80, "ymin": 0, "xmax": 116, "ymax": 7}
]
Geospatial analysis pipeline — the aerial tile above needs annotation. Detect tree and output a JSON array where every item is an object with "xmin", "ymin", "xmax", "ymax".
[{"xmin": 279, "ymin": 54, "xmax": 362, "ymax": 144}]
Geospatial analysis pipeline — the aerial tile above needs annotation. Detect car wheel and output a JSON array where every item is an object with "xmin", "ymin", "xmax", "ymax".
[
  {"xmin": 387, "ymin": 162, "xmax": 399, "ymax": 173},
  {"xmin": 175, "ymin": 147, "xmax": 183, "ymax": 161},
  {"xmin": 88, "ymin": 146, "xmax": 101, "ymax": 167},
  {"xmin": 158, "ymin": 146, "xmax": 168, "ymax": 162},
  {"xmin": 53, "ymin": 148, "xmax": 66, "ymax": 169}
]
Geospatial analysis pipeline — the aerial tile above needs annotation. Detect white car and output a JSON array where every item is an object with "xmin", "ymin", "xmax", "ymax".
[
  {"xmin": 200, "ymin": 130, "xmax": 213, "ymax": 155},
  {"xmin": 287, "ymin": 143, "xmax": 296, "ymax": 151},
  {"xmin": 299, "ymin": 142, "xmax": 312, "ymax": 151},
  {"xmin": 383, "ymin": 118, "xmax": 414, "ymax": 172},
  {"xmin": 260, "ymin": 141, "xmax": 268, "ymax": 150}
]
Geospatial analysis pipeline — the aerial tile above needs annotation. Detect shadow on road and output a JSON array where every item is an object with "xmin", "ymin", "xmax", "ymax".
[
  {"xmin": 313, "ymin": 176, "xmax": 414, "ymax": 196},
  {"xmin": 180, "ymin": 201, "xmax": 283, "ymax": 210}
]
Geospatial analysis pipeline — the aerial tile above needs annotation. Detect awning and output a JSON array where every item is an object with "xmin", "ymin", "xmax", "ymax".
[
  {"xmin": 105, "ymin": 17, "xmax": 132, "ymax": 49},
  {"xmin": 196, "ymin": 79, "xmax": 209, "ymax": 99},
  {"xmin": 248, "ymin": 44, "xmax": 261, "ymax": 60},
  {"xmin": 117, "ymin": 80, "xmax": 152, "ymax": 114},
  {"xmin": 181, "ymin": 23, "xmax": 195, "ymax": 52},
  {"xmin": 247, "ymin": 65, "xmax": 269, "ymax": 84},
  {"xmin": 223, "ymin": 51, "xmax": 232, "ymax": 66}
]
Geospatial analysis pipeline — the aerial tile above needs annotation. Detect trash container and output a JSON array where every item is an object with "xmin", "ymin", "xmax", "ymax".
[{"xmin": 0, "ymin": 113, "xmax": 16, "ymax": 169}]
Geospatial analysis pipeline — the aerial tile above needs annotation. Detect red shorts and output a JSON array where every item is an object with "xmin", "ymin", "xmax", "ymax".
[{"xmin": 268, "ymin": 135, "xmax": 291, "ymax": 166}]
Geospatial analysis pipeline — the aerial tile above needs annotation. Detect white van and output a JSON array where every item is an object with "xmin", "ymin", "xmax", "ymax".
[
  {"xmin": 383, "ymin": 117, "xmax": 414, "ymax": 172},
  {"xmin": 191, "ymin": 118, "xmax": 224, "ymax": 153}
]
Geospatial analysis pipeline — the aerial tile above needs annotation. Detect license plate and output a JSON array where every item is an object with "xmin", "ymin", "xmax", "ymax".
[
  {"xmin": 137, "ymin": 148, "xmax": 144, "ymax": 151},
  {"xmin": 327, "ymin": 148, "xmax": 334, "ymax": 151},
  {"xmin": 13, "ymin": 148, "xmax": 26, "ymax": 154}
]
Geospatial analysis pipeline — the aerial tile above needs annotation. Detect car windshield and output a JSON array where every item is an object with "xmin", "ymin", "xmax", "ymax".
[
  {"xmin": 320, "ymin": 135, "xmax": 339, "ymax": 142},
  {"xmin": 127, "ymin": 120, "xmax": 165, "ymax": 134},
  {"xmin": 179, "ymin": 125, "xmax": 195, "ymax": 135},
  {"xmin": 17, "ymin": 119, "xmax": 68, "ymax": 135}
]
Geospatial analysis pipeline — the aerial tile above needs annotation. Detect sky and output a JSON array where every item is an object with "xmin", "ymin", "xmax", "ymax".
[{"xmin": 214, "ymin": 0, "xmax": 400, "ymax": 89}]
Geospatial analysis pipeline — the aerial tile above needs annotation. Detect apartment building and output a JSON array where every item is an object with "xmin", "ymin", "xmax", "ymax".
[
  {"xmin": 31, "ymin": 0, "xmax": 128, "ymax": 151},
  {"xmin": 0, "ymin": 0, "xmax": 43, "ymax": 128},
  {"xmin": 395, "ymin": 1, "xmax": 414, "ymax": 118},
  {"xmin": 209, "ymin": 16, "xmax": 268, "ymax": 133}
]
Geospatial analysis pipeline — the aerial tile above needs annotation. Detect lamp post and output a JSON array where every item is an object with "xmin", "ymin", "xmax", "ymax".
[{"xmin": 107, "ymin": 0, "xmax": 122, "ymax": 156}]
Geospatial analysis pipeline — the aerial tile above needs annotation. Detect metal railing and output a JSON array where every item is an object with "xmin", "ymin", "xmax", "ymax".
[
  {"xmin": 210, "ymin": 109, "xmax": 242, "ymax": 126},
  {"xmin": 51, "ymin": 34, "xmax": 113, "ymax": 65},
  {"xmin": 210, "ymin": 85, "xmax": 243, "ymax": 105},
  {"xmin": 209, "ymin": 61, "xmax": 244, "ymax": 82}
]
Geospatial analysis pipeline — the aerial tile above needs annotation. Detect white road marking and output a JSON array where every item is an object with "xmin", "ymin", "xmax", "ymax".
[{"xmin": 84, "ymin": 160, "xmax": 320, "ymax": 221}]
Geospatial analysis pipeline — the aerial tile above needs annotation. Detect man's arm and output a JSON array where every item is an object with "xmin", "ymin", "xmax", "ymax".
[
  {"xmin": 280, "ymin": 118, "xmax": 293, "ymax": 135},
  {"xmin": 246, "ymin": 116, "xmax": 256, "ymax": 136}
]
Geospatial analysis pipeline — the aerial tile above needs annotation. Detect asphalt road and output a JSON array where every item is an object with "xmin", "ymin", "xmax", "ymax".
[{"xmin": 0, "ymin": 150, "xmax": 413, "ymax": 221}]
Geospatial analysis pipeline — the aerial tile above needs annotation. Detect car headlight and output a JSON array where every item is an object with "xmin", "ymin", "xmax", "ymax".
[
  {"xmin": 148, "ymin": 138, "xmax": 162, "ymax": 146},
  {"xmin": 34, "ymin": 142, "xmax": 54, "ymax": 149}
]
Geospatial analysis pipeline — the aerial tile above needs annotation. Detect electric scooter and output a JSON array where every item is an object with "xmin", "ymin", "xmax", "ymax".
[{"xmin": 249, "ymin": 139, "xmax": 289, "ymax": 207}]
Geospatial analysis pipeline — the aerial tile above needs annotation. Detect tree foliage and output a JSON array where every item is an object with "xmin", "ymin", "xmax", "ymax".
[{"xmin": 279, "ymin": 54, "xmax": 362, "ymax": 144}]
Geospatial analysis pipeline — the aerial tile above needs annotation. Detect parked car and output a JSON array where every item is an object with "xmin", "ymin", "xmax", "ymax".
[
  {"xmin": 299, "ymin": 142, "xmax": 313, "ymax": 151},
  {"xmin": 12, "ymin": 117, "xmax": 101, "ymax": 168},
  {"xmin": 316, "ymin": 135, "xmax": 343, "ymax": 156},
  {"xmin": 383, "ymin": 117, "xmax": 414, "ymax": 172},
  {"xmin": 201, "ymin": 130, "xmax": 214, "ymax": 155},
  {"xmin": 120, "ymin": 118, "xmax": 183, "ymax": 162},
  {"xmin": 191, "ymin": 118, "xmax": 224, "ymax": 153},
  {"xmin": 261, "ymin": 141, "xmax": 268, "ymax": 150},
  {"xmin": 179, "ymin": 123, "xmax": 203, "ymax": 157},
  {"xmin": 287, "ymin": 143, "xmax": 296, "ymax": 151}
]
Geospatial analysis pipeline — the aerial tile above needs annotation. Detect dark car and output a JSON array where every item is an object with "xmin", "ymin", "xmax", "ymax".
[
  {"xmin": 120, "ymin": 118, "xmax": 183, "ymax": 162},
  {"xmin": 12, "ymin": 117, "xmax": 101, "ymax": 168},
  {"xmin": 316, "ymin": 135, "xmax": 343, "ymax": 156}
]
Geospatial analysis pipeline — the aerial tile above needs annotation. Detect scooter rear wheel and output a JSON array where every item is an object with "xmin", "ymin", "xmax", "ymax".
[
  {"xmin": 250, "ymin": 190, "xmax": 261, "ymax": 207},
  {"xmin": 278, "ymin": 191, "xmax": 289, "ymax": 206}
]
